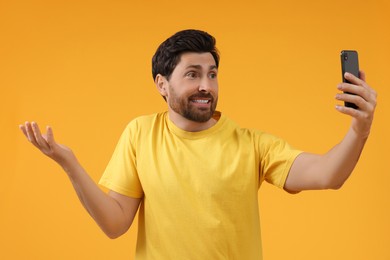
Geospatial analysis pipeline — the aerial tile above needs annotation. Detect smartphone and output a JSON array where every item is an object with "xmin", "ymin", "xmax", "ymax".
[{"xmin": 340, "ymin": 50, "xmax": 359, "ymax": 109}]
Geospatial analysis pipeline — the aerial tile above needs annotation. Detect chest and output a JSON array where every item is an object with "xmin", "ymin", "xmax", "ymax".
[{"xmin": 136, "ymin": 132, "xmax": 260, "ymax": 201}]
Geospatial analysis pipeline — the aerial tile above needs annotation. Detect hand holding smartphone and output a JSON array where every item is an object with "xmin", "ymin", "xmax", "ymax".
[{"xmin": 340, "ymin": 50, "xmax": 359, "ymax": 109}]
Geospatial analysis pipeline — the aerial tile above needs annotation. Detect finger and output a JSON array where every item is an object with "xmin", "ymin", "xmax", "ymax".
[
  {"xmin": 24, "ymin": 122, "xmax": 40, "ymax": 147},
  {"xmin": 335, "ymin": 92, "xmax": 367, "ymax": 111},
  {"xmin": 344, "ymin": 72, "xmax": 365, "ymax": 86},
  {"xmin": 338, "ymin": 82, "xmax": 365, "ymax": 99},
  {"xmin": 31, "ymin": 122, "xmax": 50, "ymax": 149},
  {"xmin": 338, "ymin": 82, "xmax": 373, "ymax": 104},
  {"xmin": 19, "ymin": 124, "xmax": 28, "ymax": 138},
  {"xmin": 45, "ymin": 126, "xmax": 56, "ymax": 147},
  {"xmin": 335, "ymin": 104, "xmax": 360, "ymax": 118}
]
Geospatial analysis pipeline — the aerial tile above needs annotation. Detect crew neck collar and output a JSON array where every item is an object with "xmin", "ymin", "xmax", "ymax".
[{"xmin": 165, "ymin": 111, "xmax": 225, "ymax": 139}]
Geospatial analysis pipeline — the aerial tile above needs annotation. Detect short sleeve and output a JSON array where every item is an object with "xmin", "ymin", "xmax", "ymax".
[
  {"xmin": 257, "ymin": 132, "xmax": 303, "ymax": 189},
  {"xmin": 99, "ymin": 121, "xmax": 144, "ymax": 198}
]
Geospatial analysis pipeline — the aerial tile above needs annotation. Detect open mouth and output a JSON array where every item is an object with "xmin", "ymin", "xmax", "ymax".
[{"xmin": 191, "ymin": 99, "xmax": 211, "ymax": 104}]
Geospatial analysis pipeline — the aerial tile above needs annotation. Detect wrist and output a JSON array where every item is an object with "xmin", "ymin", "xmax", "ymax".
[
  {"xmin": 348, "ymin": 127, "xmax": 369, "ymax": 146},
  {"xmin": 57, "ymin": 154, "xmax": 81, "ymax": 177}
]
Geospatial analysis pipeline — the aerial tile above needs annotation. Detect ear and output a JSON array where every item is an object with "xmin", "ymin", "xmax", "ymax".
[{"xmin": 155, "ymin": 74, "xmax": 168, "ymax": 97}]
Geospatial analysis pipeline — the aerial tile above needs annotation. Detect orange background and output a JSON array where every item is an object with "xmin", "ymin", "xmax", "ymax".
[{"xmin": 1, "ymin": 0, "xmax": 389, "ymax": 259}]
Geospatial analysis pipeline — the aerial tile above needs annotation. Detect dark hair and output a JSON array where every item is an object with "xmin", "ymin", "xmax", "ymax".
[{"xmin": 152, "ymin": 29, "xmax": 220, "ymax": 81}]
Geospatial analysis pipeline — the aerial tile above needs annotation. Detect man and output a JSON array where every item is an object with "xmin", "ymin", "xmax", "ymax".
[{"xmin": 20, "ymin": 29, "xmax": 377, "ymax": 259}]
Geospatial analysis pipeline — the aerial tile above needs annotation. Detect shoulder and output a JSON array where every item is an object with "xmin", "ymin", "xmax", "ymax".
[
  {"xmin": 120, "ymin": 112, "xmax": 168, "ymax": 144},
  {"xmin": 125, "ymin": 112, "xmax": 167, "ymax": 131},
  {"xmin": 226, "ymin": 118, "xmax": 288, "ymax": 151},
  {"xmin": 222, "ymin": 116, "xmax": 266, "ymax": 140},
  {"xmin": 113, "ymin": 112, "xmax": 166, "ymax": 148}
]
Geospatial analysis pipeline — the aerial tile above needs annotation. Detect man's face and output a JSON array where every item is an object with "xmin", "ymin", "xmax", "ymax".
[{"xmin": 164, "ymin": 52, "xmax": 219, "ymax": 123}]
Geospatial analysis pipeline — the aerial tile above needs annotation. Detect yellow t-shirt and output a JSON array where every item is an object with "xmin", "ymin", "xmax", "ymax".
[{"xmin": 99, "ymin": 112, "xmax": 302, "ymax": 260}]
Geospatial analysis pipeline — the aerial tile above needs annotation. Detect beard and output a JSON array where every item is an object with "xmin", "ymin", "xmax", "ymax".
[{"xmin": 168, "ymin": 88, "xmax": 218, "ymax": 123}]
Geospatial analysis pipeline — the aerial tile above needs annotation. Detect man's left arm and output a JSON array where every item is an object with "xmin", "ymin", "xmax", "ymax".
[{"xmin": 284, "ymin": 71, "xmax": 377, "ymax": 193}]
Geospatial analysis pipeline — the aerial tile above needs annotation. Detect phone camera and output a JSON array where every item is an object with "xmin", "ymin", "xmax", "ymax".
[{"xmin": 344, "ymin": 54, "xmax": 348, "ymax": 60}]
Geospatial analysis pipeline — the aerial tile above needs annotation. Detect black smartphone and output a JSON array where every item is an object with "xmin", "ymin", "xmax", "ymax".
[{"xmin": 340, "ymin": 50, "xmax": 359, "ymax": 109}]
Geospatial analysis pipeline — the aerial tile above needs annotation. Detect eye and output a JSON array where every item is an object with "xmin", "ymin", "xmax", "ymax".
[
  {"xmin": 185, "ymin": 71, "xmax": 198, "ymax": 79},
  {"xmin": 209, "ymin": 72, "xmax": 217, "ymax": 79}
]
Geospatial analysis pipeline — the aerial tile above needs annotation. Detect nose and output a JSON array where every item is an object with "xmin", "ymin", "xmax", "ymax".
[{"xmin": 198, "ymin": 77, "xmax": 213, "ymax": 93}]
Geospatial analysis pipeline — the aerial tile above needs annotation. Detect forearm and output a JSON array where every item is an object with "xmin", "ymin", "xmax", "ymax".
[
  {"xmin": 61, "ymin": 160, "xmax": 131, "ymax": 238},
  {"xmin": 20, "ymin": 122, "xmax": 138, "ymax": 238},
  {"xmin": 319, "ymin": 127, "xmax": 367, "ymax": 188},
  {"xmin": 286, "ymin": 127, "xmax": 368, "ymax": 192},
  {"xmin": 285, "ymin": 71, "xmax": 376, "ymax": 193}
]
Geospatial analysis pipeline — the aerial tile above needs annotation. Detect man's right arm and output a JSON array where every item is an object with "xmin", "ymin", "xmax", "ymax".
[{"xmin": 20, "ymin": 122, "xmax": 142, "ymax": 239}]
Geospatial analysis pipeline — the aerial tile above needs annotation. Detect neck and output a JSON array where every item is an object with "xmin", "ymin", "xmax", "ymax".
[{"xmin": 168, "ymin": 109, "xmax": 217, "ymax": 132}]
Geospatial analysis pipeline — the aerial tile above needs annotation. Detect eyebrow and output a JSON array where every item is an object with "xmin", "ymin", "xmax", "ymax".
[{"xmin": 185, "ymin": 65, "xmax": 218, "ymax": 70}]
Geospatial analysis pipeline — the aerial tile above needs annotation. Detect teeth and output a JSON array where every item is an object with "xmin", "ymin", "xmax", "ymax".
[{"xmin": 193, "ymin": 99, "xmax": 209, "ymax": 103}]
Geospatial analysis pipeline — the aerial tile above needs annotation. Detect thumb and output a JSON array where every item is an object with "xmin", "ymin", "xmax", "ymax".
[{"xmin": 46, "ymin": 126, "xmax": 56, "ymax": 147}]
